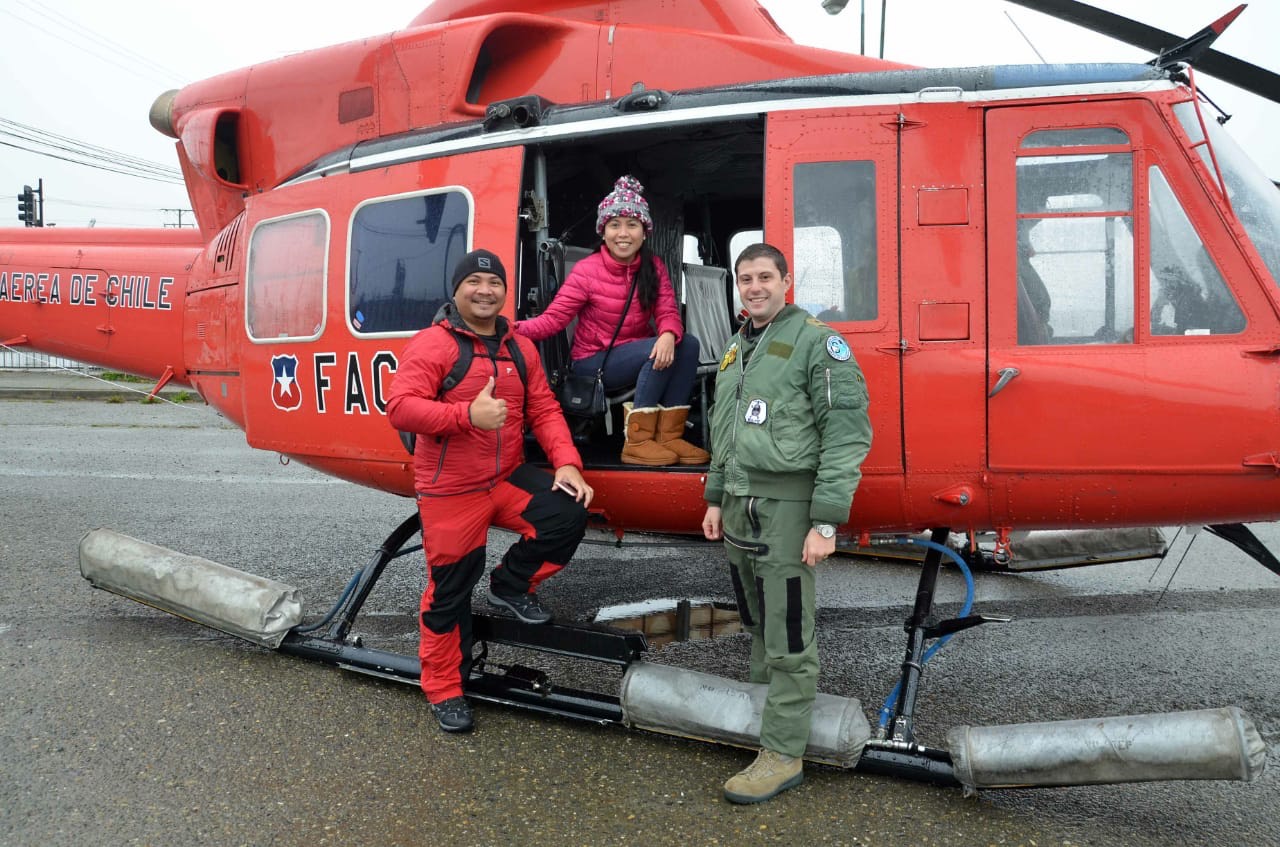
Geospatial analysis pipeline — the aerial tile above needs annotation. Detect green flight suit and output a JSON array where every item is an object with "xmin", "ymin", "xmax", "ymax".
[{"xmin": 704, "ymin": 304, "xmax": 872, "ymax": 758}]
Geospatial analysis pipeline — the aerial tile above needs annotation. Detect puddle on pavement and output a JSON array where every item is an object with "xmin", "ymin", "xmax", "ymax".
[{"xmin": 595, "ymin": 598, "xmax": 742, "ymax": 648}]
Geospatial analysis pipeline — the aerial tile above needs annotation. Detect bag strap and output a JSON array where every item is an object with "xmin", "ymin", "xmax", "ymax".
[{"xmin": 595, "ymin": 273, "xmax": 639, "ymax": 377}]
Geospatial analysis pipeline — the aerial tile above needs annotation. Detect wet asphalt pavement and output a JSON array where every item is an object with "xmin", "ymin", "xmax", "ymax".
[{"xmin": 1, "ymin": 396, "xmax": 1277, "ymax": 846}]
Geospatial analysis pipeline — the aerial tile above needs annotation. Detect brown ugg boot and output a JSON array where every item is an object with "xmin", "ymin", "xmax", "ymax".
[
  {"xmin": 655, "ymin": 405, "xmax": 710, "ymax": 465},
  {"xmin": 622, "ymin": 402, "xmax": 678, "ymax": 466}
]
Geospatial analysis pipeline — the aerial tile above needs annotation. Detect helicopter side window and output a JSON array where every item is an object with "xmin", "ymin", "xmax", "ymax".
[
  {"xmin": 246, "ymin": 211, "xmax": 328, "ymax": 342},
  {"xmin": 792, "ymin": 161, "xmax": 877, "ymax": 323},
  {"xmin": 1148, "ymin": 166, "xmax": 1244, "ymax": 336},
  {"xmin": 348, "ymin": 190, "xmax": 471, "ymax": 335},
  {"xmin": 1173, "ymin": 102, "xmax": 1280, "ymax": 287},
  {"xmin": 1015, "ymin": 146, "xmax": 1134, "ymax": 345}
]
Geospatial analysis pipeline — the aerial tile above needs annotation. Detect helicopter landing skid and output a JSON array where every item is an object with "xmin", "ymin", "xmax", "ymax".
[
  {"xmin": 82, "ymin": 518, "xmax": 1264, "ymax": 789},
  {"xmin": 277, "ymin": 511, "xmax": 645, "ymax": 725},
  {"xmin": 275, "ymin": 513, "xmax": 976, "ymax": 784},
  {"xmin": 857, "ymin": 527, "xmax": 1009, "ymax": 785}
]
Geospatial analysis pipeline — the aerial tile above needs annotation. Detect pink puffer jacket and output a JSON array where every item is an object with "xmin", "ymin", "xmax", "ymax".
[{"xmin": 516, "ymin": 247, "xmax": 684, "ymax": 361}]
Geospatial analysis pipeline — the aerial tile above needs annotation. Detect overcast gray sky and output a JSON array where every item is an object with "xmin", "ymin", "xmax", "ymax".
[{"xmin": 2, "ymin": 0, "xmax": 1275, "ymax": 229}]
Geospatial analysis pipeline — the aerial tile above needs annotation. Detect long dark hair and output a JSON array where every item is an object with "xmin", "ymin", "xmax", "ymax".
[{"xmin": 634, "ymin": 242, "xmax": 660, "ymax": 312}]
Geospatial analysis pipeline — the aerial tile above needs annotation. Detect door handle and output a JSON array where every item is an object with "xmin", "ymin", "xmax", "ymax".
[{"xmin": 988, "ymin": 367, "xmax": 1020, "ymax": 398}]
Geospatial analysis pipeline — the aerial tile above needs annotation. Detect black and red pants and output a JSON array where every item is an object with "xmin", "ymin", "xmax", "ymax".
[{"xmin": 416, "ymin": 463, "xmax": 587, "ymax": 703}]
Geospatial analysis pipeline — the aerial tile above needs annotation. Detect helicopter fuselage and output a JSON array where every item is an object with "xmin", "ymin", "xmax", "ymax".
[{"xmin": 5, "ymin": 64, "xmax": 1280, "ymax": 539}]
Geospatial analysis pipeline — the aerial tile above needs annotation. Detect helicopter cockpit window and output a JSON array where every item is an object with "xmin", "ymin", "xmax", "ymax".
[
  {"xmin": 1015, "ymin": 145, "xmax": 1134, "ymax": 345},
  {"xmin": 1174, "ymin": 101, "xmax": 1280, "ymax": 287},
  {"xmin": 792, "ymin": 161, "xmax": 877, "ymax": 323},
  {"xmin": 246, "ymin": 211, "xmax": 328, "ymax": 342},
  {"xmin": 348, "ymin": 190, "xmax": 471, "ymax": 336},
  {"xmin": 1149, "ymin": 166, "xmax": 1244, "ymax": 336}
]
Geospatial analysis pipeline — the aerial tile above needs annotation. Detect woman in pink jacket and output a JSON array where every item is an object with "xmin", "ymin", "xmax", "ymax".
[{"xmin": 517, "ymin": 176, "xmax": 708, "ymax": 466}]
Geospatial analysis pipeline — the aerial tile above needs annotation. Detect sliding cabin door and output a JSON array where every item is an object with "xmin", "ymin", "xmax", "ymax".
[{"xmin": 764, "ymin": 109, "xmax": 904, "ymax": 481}]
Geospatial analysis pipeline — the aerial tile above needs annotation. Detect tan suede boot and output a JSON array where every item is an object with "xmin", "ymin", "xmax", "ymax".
[
  {"xmin": 655, "ymin": 405, "xmax": 710, "ymax": 465},
  {"xmin": 723, "ymin": 748, "xmax": 804, "ymax": 804},
  {"xmin": 622, "ymin": 402, "xmax": 678, "ymax": 466}
]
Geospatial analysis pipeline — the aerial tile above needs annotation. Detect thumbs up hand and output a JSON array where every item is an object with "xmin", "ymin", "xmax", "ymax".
[{"xmin": 469, "ymin": 376, "xmax": 508, "ymax": 431}]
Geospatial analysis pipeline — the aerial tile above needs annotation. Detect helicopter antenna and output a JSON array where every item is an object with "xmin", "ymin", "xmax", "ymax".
[
  {"xmin": 879, "ymin": 0, "xmax": 887, "ymax": 59},
  {"xmin": 1004, "ymin": 11, "xmax": 1048, "ymax": 64}
]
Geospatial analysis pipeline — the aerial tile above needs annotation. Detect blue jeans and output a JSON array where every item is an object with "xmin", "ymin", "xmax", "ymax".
[{"xmin": 572, "ymin": 335, "xmax": 701, "ymax": 408}]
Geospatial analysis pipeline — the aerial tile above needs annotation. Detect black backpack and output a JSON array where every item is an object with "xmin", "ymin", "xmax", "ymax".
[{"xmin": 398, "ymin": 330, "xmax": 529, "ymax": 455}]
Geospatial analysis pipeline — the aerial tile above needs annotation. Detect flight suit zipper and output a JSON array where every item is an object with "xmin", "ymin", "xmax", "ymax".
[
  {"xmin": 723, "ymin": 531, "xmax": 770, "ymax": 556},
  {"xmin": 728, "ymin": 322, "xmax": 775, "ymax": 477}
]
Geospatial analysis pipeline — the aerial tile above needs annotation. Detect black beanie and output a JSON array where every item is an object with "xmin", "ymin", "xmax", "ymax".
[{"xmin": 451, "ymin": 249, "xmax": 507, "ymax": 293}]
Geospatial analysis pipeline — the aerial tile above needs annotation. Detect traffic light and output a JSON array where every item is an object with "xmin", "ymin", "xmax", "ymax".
[{"xmin": 17, "ymin": 185, "xmax": 34, "ymax": 226}]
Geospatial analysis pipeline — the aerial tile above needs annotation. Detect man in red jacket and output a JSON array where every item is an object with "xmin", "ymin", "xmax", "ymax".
[{"xmin": 387, "ymin": 248, "xmax": 593, "ymax": 734}]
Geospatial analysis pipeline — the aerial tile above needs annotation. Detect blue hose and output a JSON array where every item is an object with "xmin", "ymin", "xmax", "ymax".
[{"xmin": 875, "ymin": 536, "xmax": 976, "ymax": 730}]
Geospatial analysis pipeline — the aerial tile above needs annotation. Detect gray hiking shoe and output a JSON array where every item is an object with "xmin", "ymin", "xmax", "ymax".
[
  {"xmin": 430, "ymin": 696, "xmax": 474, "ymax": 733},
  {"xmin": 486, "ymin": 586, "xmax": 553, "ymax": 624}
]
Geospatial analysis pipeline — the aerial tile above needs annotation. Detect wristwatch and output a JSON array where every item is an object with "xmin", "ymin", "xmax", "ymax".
[{"xmin": 813, "ymin": 523, "xmax": 837, "ymax": 539}]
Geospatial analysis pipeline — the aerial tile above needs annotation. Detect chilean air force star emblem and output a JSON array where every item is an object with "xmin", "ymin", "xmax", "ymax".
[{"xmin": 270, "ymin": 354, "xmax": 303, "ymax": 411}]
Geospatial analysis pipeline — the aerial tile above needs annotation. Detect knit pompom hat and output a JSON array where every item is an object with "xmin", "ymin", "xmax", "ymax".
[{"xmin": 595, "ymin": 175, "xmax": 653, "ymax": 235}]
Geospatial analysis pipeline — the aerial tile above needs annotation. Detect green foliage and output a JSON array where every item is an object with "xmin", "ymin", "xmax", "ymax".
[{"xmin": 100, "ymin": 371, "xmax": 149, "ymax": 384}]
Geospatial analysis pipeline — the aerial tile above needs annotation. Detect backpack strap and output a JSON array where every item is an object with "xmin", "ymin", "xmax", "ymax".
[
  {"xmin": 439, "ymin": 330, "xmax": 474, "ymax": 399},
  {"xmin": 503, "ymin": 336, "xmax": 529, "ymax": 394},
  {"xmin": 400, "ymin": 331, "xmax": 527, "ymax": 455}
]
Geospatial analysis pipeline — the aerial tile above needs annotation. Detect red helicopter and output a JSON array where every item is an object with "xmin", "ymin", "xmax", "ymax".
[{"xmin": 3, "ymin": 0, "xmax": 1277, "ymax": 789}]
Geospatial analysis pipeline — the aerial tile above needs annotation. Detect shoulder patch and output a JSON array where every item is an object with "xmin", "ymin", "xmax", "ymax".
[{"xmin": 825, "ymin": 335, "xmax": 851, "ymax": 362}]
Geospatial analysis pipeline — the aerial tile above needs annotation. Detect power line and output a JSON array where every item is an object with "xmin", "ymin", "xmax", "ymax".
[
  {"xmin": 0, "ymin": 139, "xmax": 185, "ymax": 185},
  {"xmin": 0, "ymin": 132, "xmax": 180, "ymax": 180},
  {"xmin": 14, "ymin": 0, "xmax": 191, "ymax": 84},
  {"xmin": 1, "ymin": 4, "xmax": 188, "ymax": 88},
  {"xmin": 54, "ymin": 198, "xmax": 183, "ymax": 212},
  {"xmin": 0, "ymin": 119, "xmax": 180, "ymax": 175},
  {"xmin": 0, "ymin": 118, "xmax": 184, "ymax": 184},
  {"xmin": 0, "ymin": 130, "xmax": 181, "ymax": 181}
]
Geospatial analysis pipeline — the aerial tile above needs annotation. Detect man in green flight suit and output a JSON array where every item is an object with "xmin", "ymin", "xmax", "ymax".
[{"xmin": 702, "ymin": 242, "xmax": 872, "ymax": 804}]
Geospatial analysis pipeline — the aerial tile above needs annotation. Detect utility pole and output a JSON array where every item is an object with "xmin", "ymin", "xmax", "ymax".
[
  {"xmin": 162, "ymin": 208, "xmax": 195, "ymax": 228},
  {"xmin": 16, "ymin": 179, "xmax": 44, "ymax": 227}
]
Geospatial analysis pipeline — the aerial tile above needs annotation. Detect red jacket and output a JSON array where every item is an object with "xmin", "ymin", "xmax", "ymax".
[
  {"xmin": 386, "ymin": 305, "xmax": 582, "ymax": 497},
  {"xmin": 516, "ymin": 247, "xmax": 684, "ymax": 361}
]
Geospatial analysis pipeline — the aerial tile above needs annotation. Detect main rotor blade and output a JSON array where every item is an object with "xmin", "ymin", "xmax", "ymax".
[{"xmin": 1005, "ymin": 0, "xmax": 1280, "ymax": 105}]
